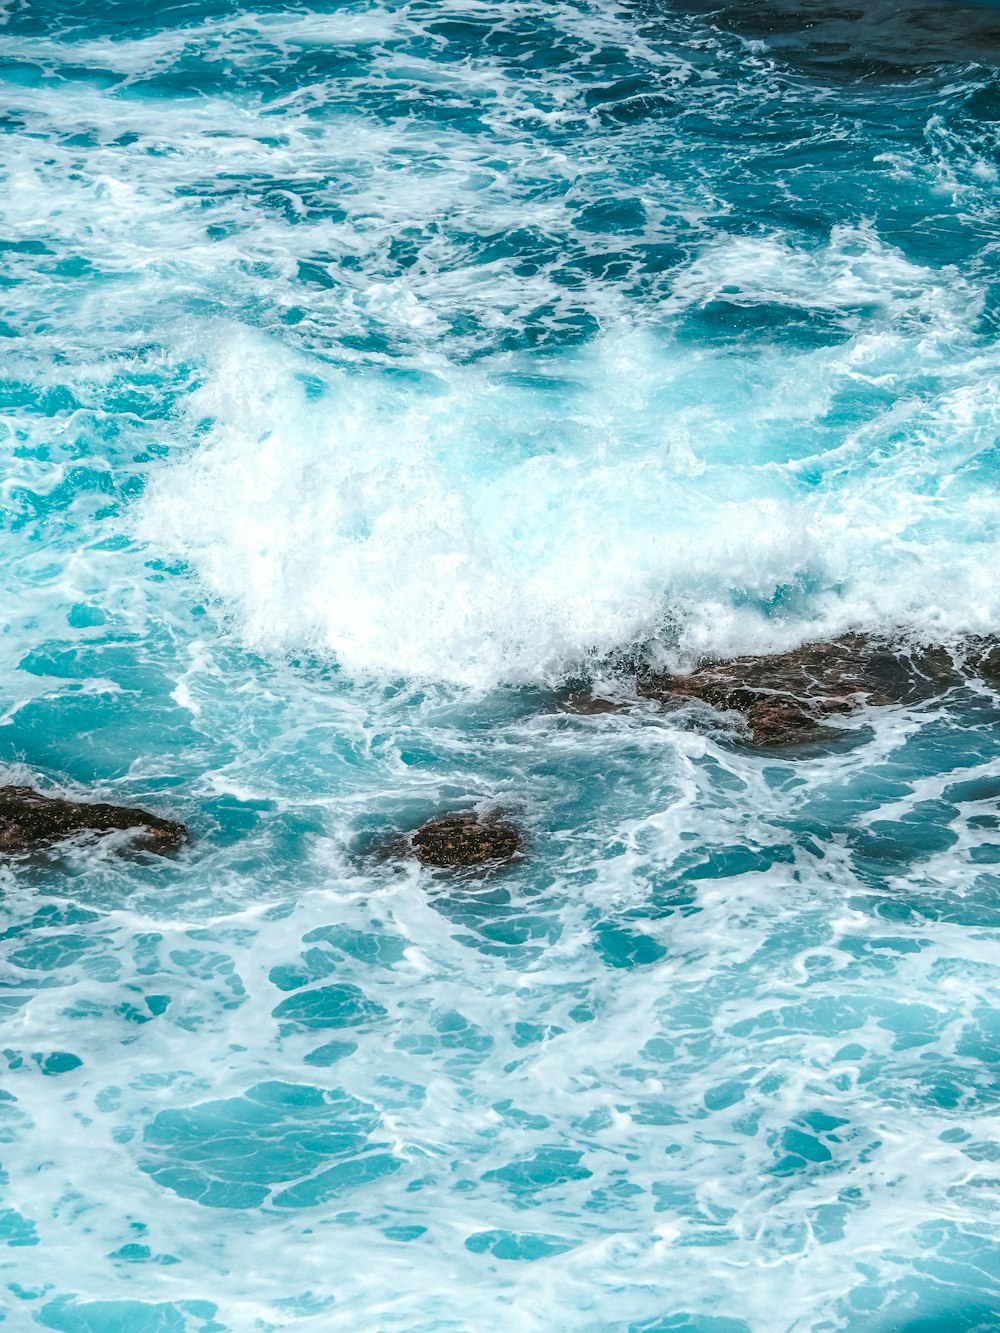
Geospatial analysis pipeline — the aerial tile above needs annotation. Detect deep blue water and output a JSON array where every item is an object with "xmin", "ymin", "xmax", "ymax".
[{"xmin": 2, "ymin": 1, "xmax": 1000, "ymax": 1329}]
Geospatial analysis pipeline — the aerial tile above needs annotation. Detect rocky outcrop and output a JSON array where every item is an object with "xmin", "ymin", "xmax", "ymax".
[
  {"xmin": 411, "ymin": 812, "xmax": 522, "ymax": 868},
  {"xmin": 0, "ymin": 786, "xmax": 186, "ymax": 853},
  {"xmin": 637, "ymin": 634, "xmax": 970, "ymax": 747}
]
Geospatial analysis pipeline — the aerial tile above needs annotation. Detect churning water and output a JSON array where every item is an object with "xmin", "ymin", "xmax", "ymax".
[{"xmin": 2, "ymin": 1, "xmax": 1000, "ymax": 1329}]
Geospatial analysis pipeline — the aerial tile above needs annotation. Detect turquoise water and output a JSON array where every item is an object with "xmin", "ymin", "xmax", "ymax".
[{"xmin": 2, "ymin": 2, "xmax": 1000, "ymax": 1329}]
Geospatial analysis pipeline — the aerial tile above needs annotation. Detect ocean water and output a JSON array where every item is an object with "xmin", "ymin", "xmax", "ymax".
[{"xmin": 2, "ymin": 1, "xmax": 1000, "ymax": 1329}]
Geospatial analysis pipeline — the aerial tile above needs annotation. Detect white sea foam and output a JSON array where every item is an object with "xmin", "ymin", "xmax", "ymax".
[{"xmin": 138, "ymin": 221, "xmax": 1000, "ymax": 687}]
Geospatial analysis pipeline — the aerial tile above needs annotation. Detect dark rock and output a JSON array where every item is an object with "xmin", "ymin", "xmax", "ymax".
[
  {"xmin": 964, "ymin": 636, "xmax": 1000, "ymax": 685},
  {"xmin": 411, "ymin": 812, "xmax": 522, "ymax": 868},
  {"xmin": 0, "ymin": 786, "xmax": 186, "ymax": 854},
  {"xmin": 638, "ymin": 634, "xmax": 968, "ymax": 747},
  {"xmin": 558, "ymin": 692, "xmax": 624, "ymax": 716}
]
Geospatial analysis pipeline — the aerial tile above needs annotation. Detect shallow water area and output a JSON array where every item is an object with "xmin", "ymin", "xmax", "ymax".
[{"xmin": 2, "ymin": 1, "xmax": 1000, "ymax": 1330}]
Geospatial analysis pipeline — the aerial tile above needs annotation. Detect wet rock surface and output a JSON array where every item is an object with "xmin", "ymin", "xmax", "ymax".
[
  {"xmin": 637, "ymin": 634, "xmax": 975, "ymax": 747},
  {"xmin": 964, "ymin": 636, "xmax": 1000, "ymax": 684},
  {"xmin": 411, "ymin": 812, "xmax": 523, "ymax": 868},
  {"xmin": 557, "ymin": 691, "xmax": 624, "ymax": 716},
  {"xmin": 0, "ymin": 786, "xmax": 186, "ymax": 853}
]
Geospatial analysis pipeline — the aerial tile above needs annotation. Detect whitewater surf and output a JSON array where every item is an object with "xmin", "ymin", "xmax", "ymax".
[{"xmin": 1, "ymin": 1, "xmax": 1000, "ymax": 1329}]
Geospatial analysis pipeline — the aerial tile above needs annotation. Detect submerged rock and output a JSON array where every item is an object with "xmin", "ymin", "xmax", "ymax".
[
  {"xmin": 0, "ymin": 786, "xmax": 186, "ymax": 854},
  {"xmin": 411, "ymin": 812, "xmax": 522, "ymax": 868},
  {"xmin": 557, "ymin": 692, "xmax": 624, "ymax": 716},
  {"xmin": 637, "ymin": 634, "xmax": 967, "ymax": 747}
]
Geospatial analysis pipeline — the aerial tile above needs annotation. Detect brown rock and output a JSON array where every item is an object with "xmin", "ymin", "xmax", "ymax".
[
  {"xmin": 557, "ymin": 692, "xmax": 624, "ymax": 716},
  {"xmin": 0, "ymin": 786, "xmax": 186, "ymax": 853},
  {"xmin": 638, "ymin": 634, "xmax": 966, "ymax": 747},
  {"xmin": 411, "ymin": 812, "xmax": 522, "ymax": 868}
]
